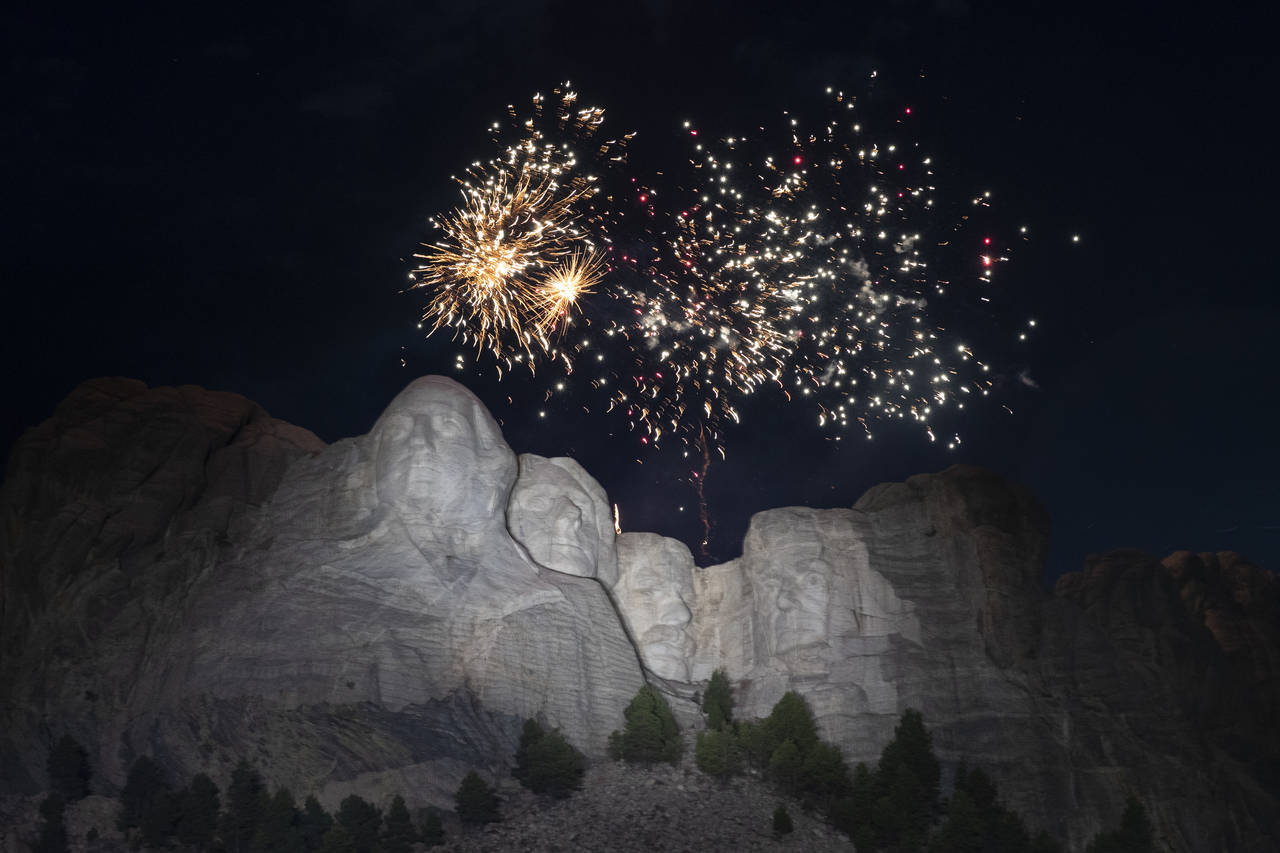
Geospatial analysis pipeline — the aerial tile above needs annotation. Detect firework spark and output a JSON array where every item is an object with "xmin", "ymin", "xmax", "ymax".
[
  {"xmin": 415, "ymin": 80, "xmax": 1031, "ymax": 455},
  {"xmin": 411, "ymin": 85, "xmax": 624, "ymax": 371},
  {"xmin": 535, "ymin": 248, "xmax": 605, "ymax": 333}
]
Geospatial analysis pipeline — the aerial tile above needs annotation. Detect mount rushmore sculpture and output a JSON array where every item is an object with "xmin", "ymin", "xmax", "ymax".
[{"xmin": 1, "ymin": 375, "xmax": 1275, "ymax": 851}]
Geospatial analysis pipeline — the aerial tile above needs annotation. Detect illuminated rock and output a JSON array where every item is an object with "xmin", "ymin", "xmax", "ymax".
[
  {"xmin": 2, "ymin": 378, "xmax": 1276, "ymax": 852},
  {"xmin": 612, "ymin": 532, "xmax": 696, "ymax": 681},
  {"xmin": 0, "ymin": 376, "xmax": 643, "ymax": 815},
  {"xmin": 507, "ymin": 453, "xmax": 618, "ymax": 585}
]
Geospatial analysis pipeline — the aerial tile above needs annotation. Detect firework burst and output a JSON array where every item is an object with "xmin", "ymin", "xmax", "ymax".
[
  {"xmin": 411, "ymin": 85, "xmax": 626, "ymax": 372},
  {"xmin": 414, "ymin": 81, "xmax": 1031, "ymax": 455}
]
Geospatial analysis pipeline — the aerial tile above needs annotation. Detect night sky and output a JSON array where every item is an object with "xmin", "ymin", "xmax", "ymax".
[{"xmin": 5, "ymin": 2, "xmax": 1278, "ymax": 581}]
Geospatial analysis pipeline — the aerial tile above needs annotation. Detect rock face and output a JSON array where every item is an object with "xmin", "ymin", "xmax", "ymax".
[
  {"xmin": 2, "ymin": 375, "xmax": 1277, "ymax": 852},
  {"xmin": 508, "ymin": 453, "xmax": 619, "ymax": 585},
  {"xmin": 0, "ymin": 376, "xmax": 644, "ymax": 813},
  {"xmin": 613, "ymin": 532, "xmax": 697, "ymax": 681}
]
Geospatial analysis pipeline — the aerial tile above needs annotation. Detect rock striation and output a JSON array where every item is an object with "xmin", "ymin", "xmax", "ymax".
[
  {"xmin": 2, "ymin": 376, "xmax": 1277, "ymax": 851},
  {"xmin": 0, "ymin": 376, "xmax": 644, "ymax": 815}
]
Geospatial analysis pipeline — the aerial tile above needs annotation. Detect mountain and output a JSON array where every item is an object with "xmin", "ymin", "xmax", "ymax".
[{"xmin": 2, "ymin": 376, "xmax": 1276, "ymax": 851}]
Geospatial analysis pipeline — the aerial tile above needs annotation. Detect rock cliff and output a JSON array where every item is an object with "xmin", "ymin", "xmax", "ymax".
[{"xmin": 1, "ymin": 376, "xmax": 1276, "ymax": 851}]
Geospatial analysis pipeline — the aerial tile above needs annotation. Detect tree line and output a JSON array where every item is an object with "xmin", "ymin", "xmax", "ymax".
[{"xmin": 38, "ymin": 676, "xmax": 1155, "ymax": 852}]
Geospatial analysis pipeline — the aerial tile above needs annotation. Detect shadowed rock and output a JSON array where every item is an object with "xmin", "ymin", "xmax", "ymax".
[{"xmin": 2, "ymin": 377, "xmax": 1276, "ymax": 851}]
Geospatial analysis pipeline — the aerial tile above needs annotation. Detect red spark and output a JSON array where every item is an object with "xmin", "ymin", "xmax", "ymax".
[{"xmin": 794, "ymin": 155, "xmax": 803, "ymax": 165}]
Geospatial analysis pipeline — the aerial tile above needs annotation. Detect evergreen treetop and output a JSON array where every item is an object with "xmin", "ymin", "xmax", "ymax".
[
  {"xmin": 176, "ymin": 773, "xmax": 221, "ymax": 850},
  {"xmin": 318, "ymin": 824, "xmax": 358, "ymax": 853},
  {"xmin": 512, "ymin": 719, "xmax": 586, "ymax": 798},
  {"xmin": 1086, "ymin": 796, "xmax": 1155, "ymax": 853},
  {"xmin": 763, "ymin": 691, "xmax": 820, "ymax": 758},
  {"xmin": 420, "ymin": 810, "xmax": 446, "ymax": 848},
  {"xmin": 251, "ymin": 787, "xmax": 303, "ymax": 853},
  {"xmin": 336, "ymin": 794, "xmax": 382, "ymax": 853},
  {"xmin": 702, "ymin": 668, "xmax": 735, "ymax": 731},
  {"xmin": 694, "ymin": 728, "xmax": 743, "ymax": 782},
  {"xmin": 454, "ymin": 770, "xmax": 501, "ymax": 825},
  {"xmin": 118, "ymin": 755, "xmax": 168, "ymax": 832},
  {"xmin": 609, "ymin": 684, "xmax": 682, "ymax": 764},
  {"xmin": 220, "ymin": 760, "xmax": 267, "ymax": 853},
  {"xmin": 46, "ymin": 735, "xmax": 90, "ymax": 802},
  {"xmin": 381, "ymin": 794, "xmax": 417, "ymax": 853},
  {"xmin": 772, "ymin": 803, "xmax": 793, "ymax": 837},
  {"xmin": 33, "ymin": 794, "xmax": 68, "ymax": 853},
  {"xmin": 300, "ymin": 795, "xmax": 336, "ymax": 853}
]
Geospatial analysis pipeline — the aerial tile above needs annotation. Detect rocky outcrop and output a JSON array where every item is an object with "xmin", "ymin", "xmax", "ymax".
[
  {"xmin": 1044, "ymin": 550, "xmax": 1280, "ymax": 852},
  {"xmin": 2, "ymin": 376, "xmax": 1277, "ymax": 851},
  {"xmin": 0, "ymin": 376, "xmax": 644, "ymax": 814},
  {"xmin": 613, "ymin": 532, "xmax": 697, "ymax": 681}
]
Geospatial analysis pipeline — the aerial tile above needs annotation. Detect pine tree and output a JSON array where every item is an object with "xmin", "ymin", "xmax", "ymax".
[
  {"xmin": 454, "ymin": 771, "xmax": 500, "ymax": 825},
  {"xmin": 927, "ymin": 788, "xmax": 983, "ymax": 853},
  {"xmin": 46, "ymin": 735, "xmax": 90, "ymax": 802},
  {"xmin": 702, "ymin": 668, "xmax": 734, "ymax": 731},
  {"xmin": 420, "ymin": 810, "xmax": 445, "ymax": 848},
  {"xmin": 609, "ymin": 685, "xmax": 682, "ymax": 764},
  {"xmin": 828, "ymin": 760, "xmax": 877, "ymax": 841},
  {"xmin": 318, "ymin": 824, "xmax": 357, "ymax": 853},
  {"xmin": 798, "ymin": 741, "xmax": 851, "ymax": 810},
  {"xmin": 251, "ymin": 787, "xmax": 303, "ymax": 853},
  {"xmin": 695, "ymin": 729, "xmax": 742, "ymax": 781},
  {"xmin": 772, "ymin": 803, "xmax": 794, "ymax": 837},
  {"xmin": 763, "ymin": 691, "xmax": 819, "ymax": 759},
  {"xmin": 929, "ymin": 764, "xmax": 1034, "ymax": 853},
  {"xmin": 878, "ymin": 708, "xmax": 940, "ymax": 820},
  {"xmin": 512, "ymin": 718, "xmax": 587, "ymax": 798},
  {"xmin": 734, "ymin": 719, "xmax": 774, "ymax": 770},
  {"xmin": 849, "ymin": 762, "xmax": 878, "ymax": 834},
  {"xmin": 140, "ymin": 787, "xmax": 180, "ymax": 849},
  {"xmin": 336, "ymin": 794, "xmax": 382, "ymax": 853},
  {"xmin": 220, "ymin": 760, "xmax": 267, "ymax": 853},
  {"xmin": 1030, "ymin": 829, "xmax": 1065, "ymax": 853},
  {"xmin": 845, "ymin": 708, "xmax": 939, "ymax": 852},
  {"xmin": 381, "ymin": 795, "xmax": 417, "ymax": 853},
  {"xmin": 768, "ymin": 738, "xmax": 804, "ymax": 794},
  {"xmin": 118, "ymin": 755, "xmax": 167, "ymax": 832},
  {"xmin": 1086, "ymin": 796, "xmax": 1155, "ymax": 853},
  {"xmin": 176, "ymin": 773, "xmax": 221, "ymax": 851},
  {"xmin": 299, "ymin": 796, "xmax": 335, "ymax": 853},
  {"xmin": 33, "ymin": 794, "xmax": 69, "ymax": 853}
]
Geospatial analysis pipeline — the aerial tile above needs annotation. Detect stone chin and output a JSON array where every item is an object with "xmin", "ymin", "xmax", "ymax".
[
  {"xmin": 639, "ymin": 624, "xmax": 695, "ymax": 682},
  {"xmin": 507, "ymin": 454, "xmax": 618, "ymax": 583}
]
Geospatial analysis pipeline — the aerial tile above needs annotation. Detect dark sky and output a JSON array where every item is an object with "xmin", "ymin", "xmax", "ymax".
[{"xmin": 5, "ymin": 1, "xmax": 1278, "ymax": 581}]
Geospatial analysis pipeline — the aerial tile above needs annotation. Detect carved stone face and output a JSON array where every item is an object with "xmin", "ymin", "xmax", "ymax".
[
  {"xmin": 371, "ymin": 377, "xmax": 513, "ymax": 542},
  {"xmin": 745, "ymin": 531, "xmax": 833, "ymax": 660},
  {"xmin": 614, "ymin": 533, "xmax": 695, "ymax": 681},
  {"xmin": 762, "ymin": 558, "xmax": 832, "ymax": 656},
  {"xmin": 629, "ymin": 557, "xmax": 694, "ymax": 678},
  {"xmin": 507, "ymin": 455, "xmax": 617, "ymax": 583}
]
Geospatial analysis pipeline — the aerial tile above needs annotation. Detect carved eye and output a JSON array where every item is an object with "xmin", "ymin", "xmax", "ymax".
[{"xmin": 434, "ymin": 414, "xmax": 466, "ymax": 438}]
